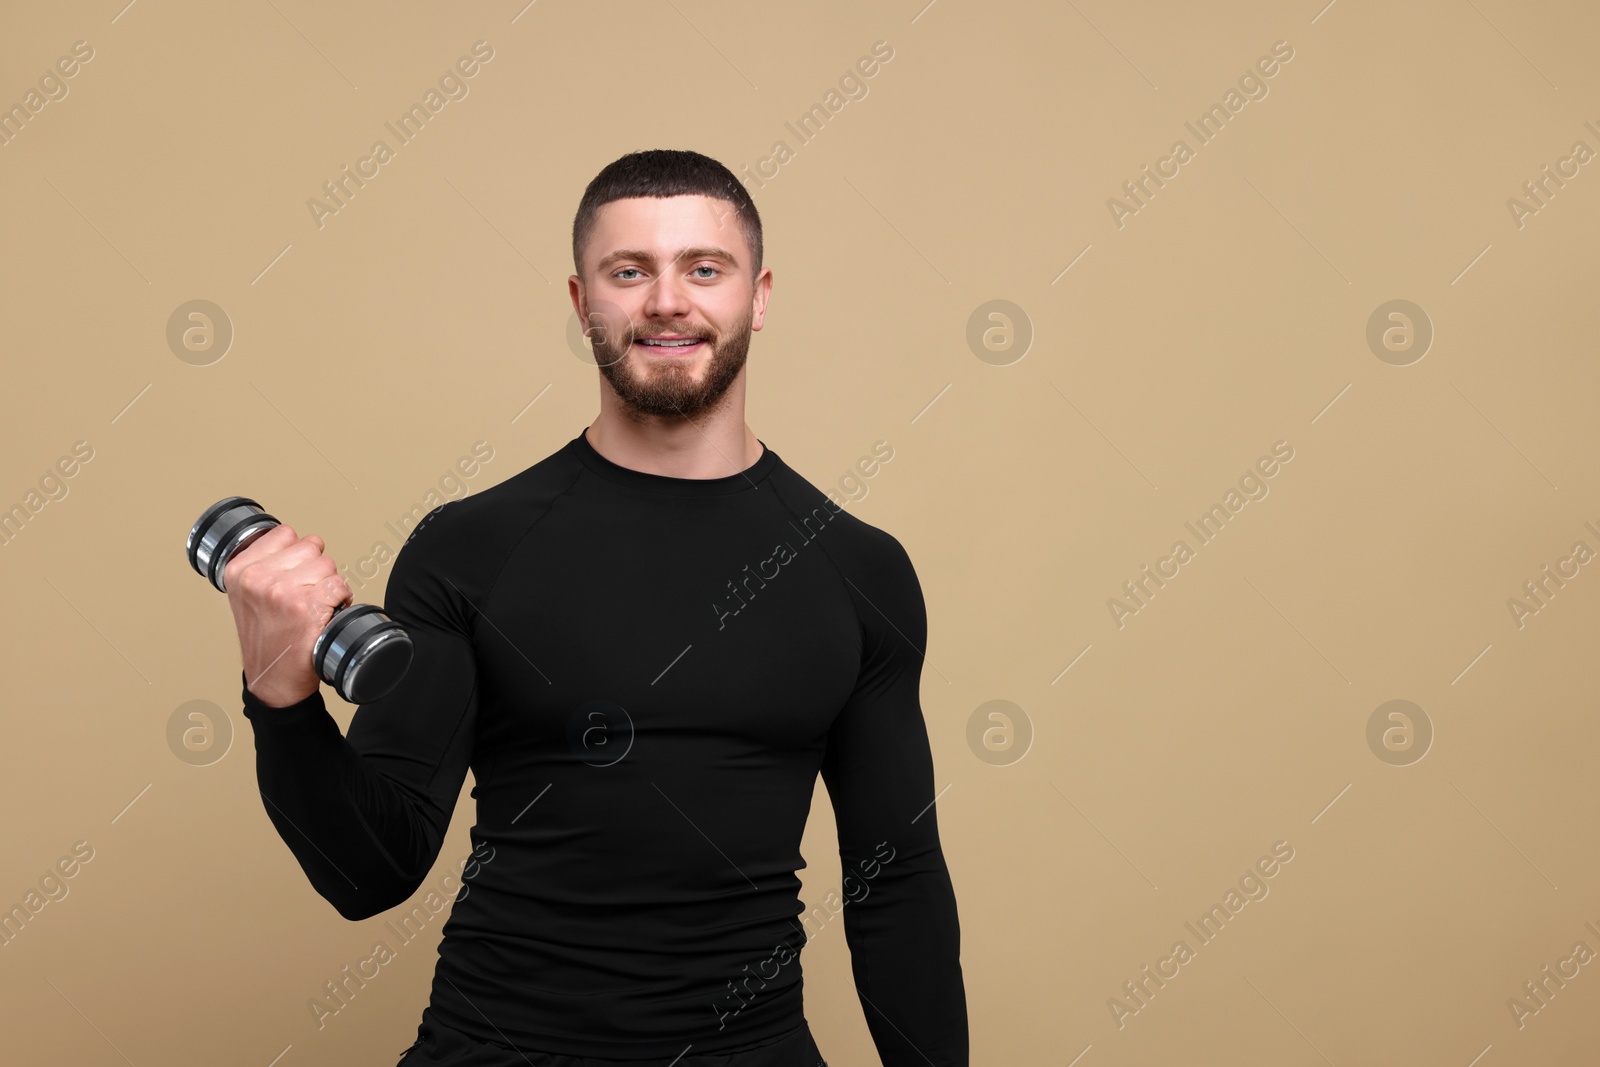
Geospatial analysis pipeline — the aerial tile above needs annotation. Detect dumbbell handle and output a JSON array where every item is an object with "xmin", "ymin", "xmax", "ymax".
[
  {"xmin": 189, "ymin": 504, "xmax": 366, "ymax": 662},
  {"xmin": 187, "ymin": 497, "xmax": 412, "ymax": 704}
]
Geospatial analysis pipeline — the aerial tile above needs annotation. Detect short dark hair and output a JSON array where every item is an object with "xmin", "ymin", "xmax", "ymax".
[{"xmin": 572, "ymin": 149, "xmax": 762, "ymax": 282}]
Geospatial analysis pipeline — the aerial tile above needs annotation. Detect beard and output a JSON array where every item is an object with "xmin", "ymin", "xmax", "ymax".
[{"xmin": 590, "ymin": 304, "xmax": 753, "ymax": 421}]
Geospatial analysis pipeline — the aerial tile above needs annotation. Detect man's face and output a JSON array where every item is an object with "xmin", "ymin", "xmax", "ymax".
[{"xmin": 571, "ymin": 194, "xmax": 771, "ymax": 421}]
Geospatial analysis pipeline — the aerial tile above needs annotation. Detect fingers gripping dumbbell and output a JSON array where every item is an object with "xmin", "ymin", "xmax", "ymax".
[{"xmin": 186, "ymin": 496, "xmax": 414, "ymax": 704}]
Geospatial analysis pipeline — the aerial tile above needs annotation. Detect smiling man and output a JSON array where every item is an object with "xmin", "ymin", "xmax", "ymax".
[{"xmin": 231, "ymin": 149, "xmax": 967, "ymax": 1066}]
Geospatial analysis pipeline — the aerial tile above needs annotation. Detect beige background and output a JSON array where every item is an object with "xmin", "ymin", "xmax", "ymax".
[{"xmin": 2, "ymin": 0, "xmax": 1597, "ymax": 1063}]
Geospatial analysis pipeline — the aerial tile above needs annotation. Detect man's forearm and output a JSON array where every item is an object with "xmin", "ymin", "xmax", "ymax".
[
  {"xmin": 240, "ymin": 675, "xmax": 469, "ymax": 921},
  {"xmin": 841, "ymin": 842, "xmax": 969, "ymax": 1066}
]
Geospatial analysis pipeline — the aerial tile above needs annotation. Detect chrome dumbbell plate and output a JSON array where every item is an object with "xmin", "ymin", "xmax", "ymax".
[{"xmin": 313, "ymin": 604, "xmax": 415, "ymax": 706}]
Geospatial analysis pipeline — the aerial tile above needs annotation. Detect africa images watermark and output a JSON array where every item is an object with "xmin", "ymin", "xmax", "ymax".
[
  {"xmin": 712, "ymin": 441, "xmax": 893, "ymax": 631},
  {"xmin": 1106, "ymin": 39, "xmax": 1296, "ymax": 229},
  {"xmin": 0, "ymin": 840, "xmax": 96, "ymax": 949},
  {"xmin": 737, "ymin": 40, "xmax": 895, "ymax": 189},
  {"xmin": 709, "ymin": 840, "xmax": 897, "ymax": 1032},
  {"xmin": 1108, "ymin": 839, "xmax": 1296, "ymax": 1029},
  {"xmin": 710, "ymin": 503, "xmax": 836, "ymax": 630},
  {"xmin": 0, "ymin": 440, "xmax": 95, "ymax": 550},
  {"xmin": 307, "ymin": 837, "xmax": 495, "ymax": 1030},
  {"xmin": 1505, "ymin": 119, "xmax": 1600, "ymax": 231},
  {"xmin": 1506, "ymin": 918, "xmax": 1600, "ymax": 1030},
  {"xmin": 1106, "ymin": 440, "xmax": 1295, "ymax": 629},
  {"xmin": 1504, "ymin": 519, "xmax": 1600, "ymax": 630},
  {"xmin": 306, "ymin": 40, "xmax": 496, "ymax": 230},
  {"xmin": 338, "ymin": 440, "xmax": 495, "ymax": 596},
  {"xmin": 826, "ymin": 439, "xmax": 895, "ymax": 510},
  {"xmin": 0, "ymin": 39, "xmax": 95, "ymax": 148}
]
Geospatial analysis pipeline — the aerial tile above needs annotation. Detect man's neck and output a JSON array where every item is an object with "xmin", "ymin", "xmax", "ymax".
[{"xmin": 583, "ymin": 414, "xmax": 763, "ymax": 480}]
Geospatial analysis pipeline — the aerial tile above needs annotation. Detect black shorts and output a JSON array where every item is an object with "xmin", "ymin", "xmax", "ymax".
[{"xmin": 394, "ymin": 1011, "xmax": 828, "ymax": 1067}]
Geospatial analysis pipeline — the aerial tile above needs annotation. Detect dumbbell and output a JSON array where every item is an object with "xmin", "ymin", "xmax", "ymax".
[{"xmin": 186, "ymin": 496, "xmax": 414, "ymax": 705}]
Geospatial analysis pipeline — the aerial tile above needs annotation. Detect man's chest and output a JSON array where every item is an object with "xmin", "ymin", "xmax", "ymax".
[{"xmin": 466, "ymin": 507, "xmax": 863, "ymax": 750}]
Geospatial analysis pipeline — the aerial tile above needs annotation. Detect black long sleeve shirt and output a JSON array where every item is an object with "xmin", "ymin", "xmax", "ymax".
[{"xmin": 240, "ymin": 428, "xmax": 967, "ymax": 1063}]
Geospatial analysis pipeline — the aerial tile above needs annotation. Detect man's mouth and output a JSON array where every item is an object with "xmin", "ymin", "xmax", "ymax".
[{"xmin": 635, "ymin": 337, "xmax": 705, "ymax": 355}]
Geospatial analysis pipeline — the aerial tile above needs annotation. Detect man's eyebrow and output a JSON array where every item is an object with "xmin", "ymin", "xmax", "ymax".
[{"xmin": 595, "ymin": 246, "xmax": 740, "ymax": 272}]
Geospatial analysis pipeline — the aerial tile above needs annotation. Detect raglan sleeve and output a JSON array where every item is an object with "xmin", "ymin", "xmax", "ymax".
[
  {"xmin": 820, "ymin": 528, "xmax": 969, "ymax": 1066},
  {"xmin": 238, "ymin": 502, "xmax": 480, "ymax": 921}
]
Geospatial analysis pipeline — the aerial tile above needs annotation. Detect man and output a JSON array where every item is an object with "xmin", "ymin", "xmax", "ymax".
[{"xmin": 229, "ymin": 149, "xmax": 967, "ymax": 1066}]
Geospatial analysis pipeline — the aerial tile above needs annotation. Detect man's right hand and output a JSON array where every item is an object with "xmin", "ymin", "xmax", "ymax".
[{"xmin": 223, "ymin": 523, "xmax": 353, "ymax": 708}]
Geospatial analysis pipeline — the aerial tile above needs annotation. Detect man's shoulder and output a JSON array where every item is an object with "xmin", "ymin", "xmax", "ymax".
[
  {"xmin": 392, "ymin": 438, "xmax": 585, "ymax": 591},
  {"xmin": 409, "ymin": 440, "xmax": 582, "ymax": 539},
  {"xmin": 765, "ymin": 458, "xmax": 914, "ymax": 574}
]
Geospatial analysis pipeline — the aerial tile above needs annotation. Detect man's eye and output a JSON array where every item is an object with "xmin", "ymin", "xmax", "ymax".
[
  {"xmin": 614, "ymin": 268, "xmax": 642, "ymax": 280},
  {"xmin": 693, "ymin": 266, "xmax": 719, "ymax": 278}
]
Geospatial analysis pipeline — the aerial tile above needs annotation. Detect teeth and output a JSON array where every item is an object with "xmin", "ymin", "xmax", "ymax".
[{"xmin": 642, "ymin": 339, "xmax": 696, "ymax": 347}]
